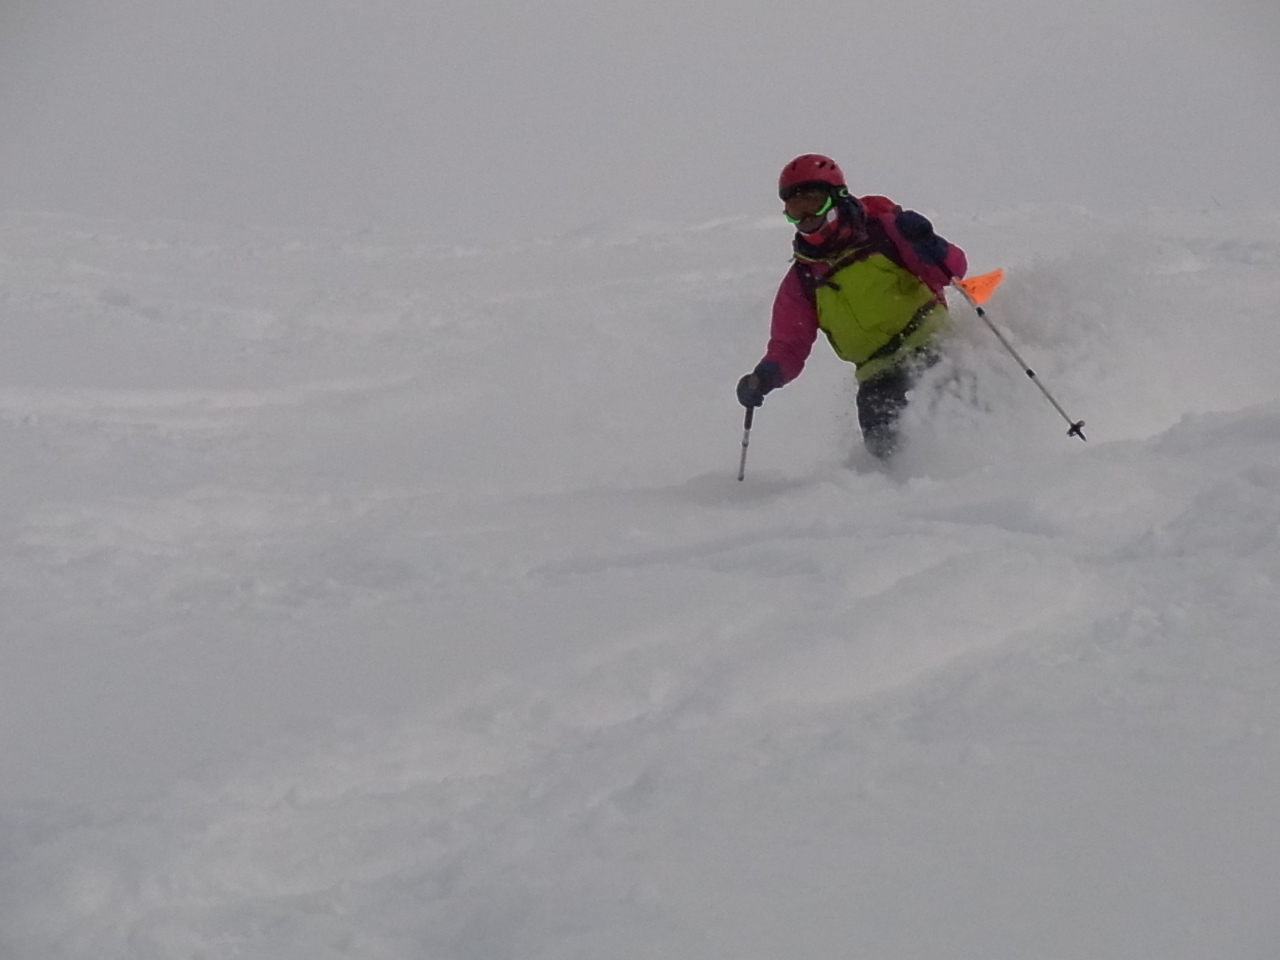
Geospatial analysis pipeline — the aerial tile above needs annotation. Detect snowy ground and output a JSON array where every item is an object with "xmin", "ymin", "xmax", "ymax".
[{"xmin": 1, "ymin": 205, "xmax": 1279, "ymax": 959}]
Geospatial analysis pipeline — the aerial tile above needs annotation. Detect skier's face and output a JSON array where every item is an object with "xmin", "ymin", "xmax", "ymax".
[{"xmin": 783, "ymin": 188, "xmax": 835, "ymax": 235}]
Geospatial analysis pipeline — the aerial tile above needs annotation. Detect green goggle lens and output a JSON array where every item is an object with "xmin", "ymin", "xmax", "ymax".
[{"xmin": 784, "ymin": 195, "xmax": 834, "ymax": 225}]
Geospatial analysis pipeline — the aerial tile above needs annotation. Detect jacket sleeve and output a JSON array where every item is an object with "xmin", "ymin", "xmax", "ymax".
[
  {"xmin": 761, "ymin": 266, "xmax": 819, "ymax": 386},
  {"xmin": 892, "ymin": 210, "xmax": 968, "ymax": 288}
]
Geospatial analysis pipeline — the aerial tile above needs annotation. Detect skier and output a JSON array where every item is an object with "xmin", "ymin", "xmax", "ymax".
[{"xmin": 736, "ymin": 154, "xmax": 968, "ymax": 460}]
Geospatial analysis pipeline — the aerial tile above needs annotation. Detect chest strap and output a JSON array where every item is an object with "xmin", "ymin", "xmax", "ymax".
[{"xmin": 795, "ymin": 240, "xmax": 876, "ymax": 294}]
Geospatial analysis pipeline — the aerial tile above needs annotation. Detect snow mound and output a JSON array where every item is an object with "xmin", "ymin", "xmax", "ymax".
[{"xmin": 2, "ymin": 206, "xmax": 1279, "ymax": 959}]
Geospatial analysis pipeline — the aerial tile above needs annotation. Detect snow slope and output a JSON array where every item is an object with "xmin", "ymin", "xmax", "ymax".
[{"xmin": 1, "ymin": 205, "xmax": 1279, "ymax": 959}]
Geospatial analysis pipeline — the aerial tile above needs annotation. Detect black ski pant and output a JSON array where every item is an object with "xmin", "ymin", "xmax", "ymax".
[{"xmin": 856, "ymin": 351, "xmax": 938, "ymax": 460}]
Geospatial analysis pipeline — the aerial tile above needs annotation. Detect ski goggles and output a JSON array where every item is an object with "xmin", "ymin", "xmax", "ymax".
[{"xmin": 783, "ymin": 190, "xmax": 835, "ymax": 225}]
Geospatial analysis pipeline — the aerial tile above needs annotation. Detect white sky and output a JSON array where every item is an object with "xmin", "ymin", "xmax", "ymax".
[{"xmin": 1, "ymin": 0, "xmax": 1278, "ymax": 234}]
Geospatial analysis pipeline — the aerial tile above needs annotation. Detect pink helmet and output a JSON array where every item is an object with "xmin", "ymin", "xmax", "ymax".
[{"xmin": 778, "ymin": 154, "xmax": 846, "ymax": 198}]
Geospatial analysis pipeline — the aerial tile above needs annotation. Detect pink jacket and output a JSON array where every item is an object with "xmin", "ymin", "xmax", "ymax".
[{"xmin": 761, "ymin": 198, "xmax": 967, "ymax": 385}]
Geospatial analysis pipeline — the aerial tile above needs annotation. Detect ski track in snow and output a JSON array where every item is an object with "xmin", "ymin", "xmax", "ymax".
[{"xmin": 1, "ymin": 207, "xmax": 1280, "ymax": 959}]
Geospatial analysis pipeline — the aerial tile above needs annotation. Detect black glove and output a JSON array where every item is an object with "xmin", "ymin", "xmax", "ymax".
[{"xmin": 736, "ymin": 361, "xmax": 780, "ymax": 408}]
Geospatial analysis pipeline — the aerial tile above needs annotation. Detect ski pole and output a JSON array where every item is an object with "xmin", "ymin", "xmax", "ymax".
[
  {"xmin": 737, "ymin": 406, "xmax": 754, "ymax": 481},
  {"xmin": 950, "ymin": 281, "xmax": 1087, "ymax": 442}
]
